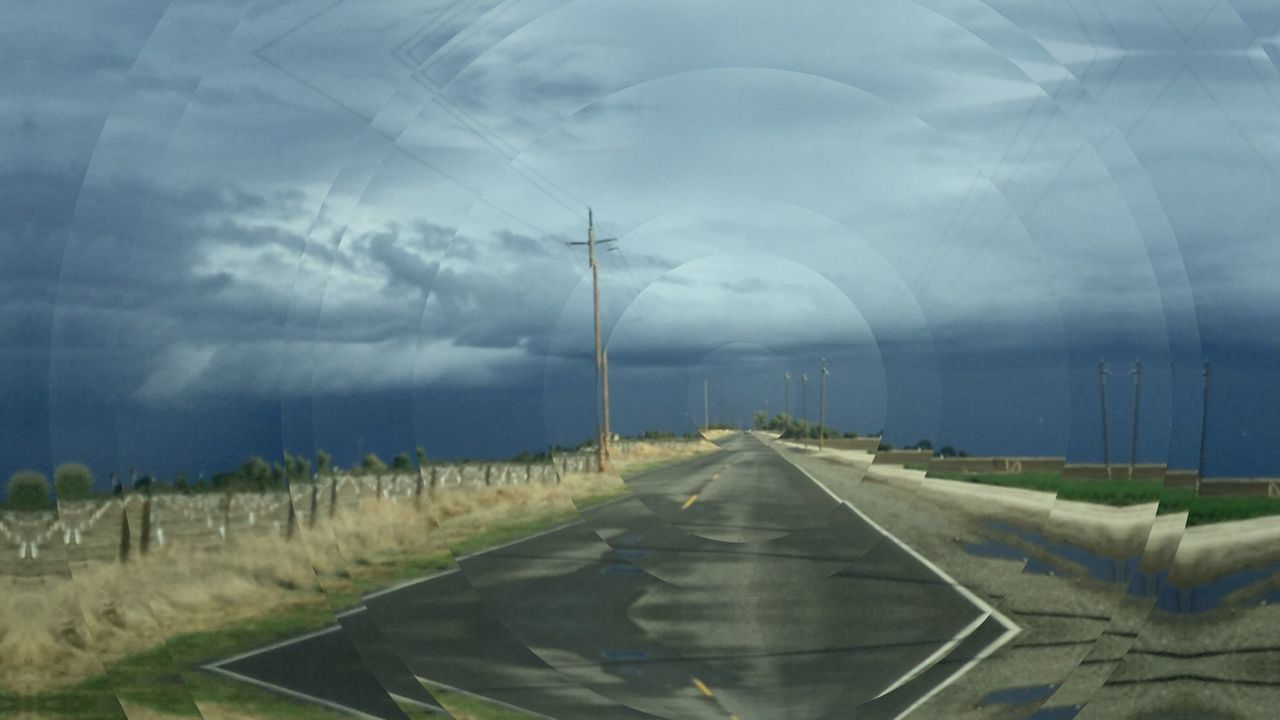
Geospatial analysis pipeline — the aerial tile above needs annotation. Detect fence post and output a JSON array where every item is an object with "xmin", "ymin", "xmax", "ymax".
[
  {"xmin": 140, "ymin": 495, "xmax": 152, "ymax": 556},
  {"xmin": 309, "ymin": 484, "xmax": 318, "ymax": 528},
  {"xmin": 222, "ymin": 491, "xmax": 232, "ymax": 541},
  {"xmin": 329, "ymin": 477, "xmax": 338, "ymax": 518},
  {"xmin": 286, "ymin": 499, "xmax": 297, "ymax": 540},
  {"xmin": 415, "ymin": 467, "xmax": 425, "ymax": 509},
  {"xmin": 485, "ymin": 465, "xmax": 493, "ymax": 486},
  {"xmin": 118, "ymin": 504, "xmax": 131, "ymax": 563}
]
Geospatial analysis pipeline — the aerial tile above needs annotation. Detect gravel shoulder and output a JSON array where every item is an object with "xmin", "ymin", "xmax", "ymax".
[{"xmin": 766, "ymin": 438, "xmax": 1280, "ymax": 720}]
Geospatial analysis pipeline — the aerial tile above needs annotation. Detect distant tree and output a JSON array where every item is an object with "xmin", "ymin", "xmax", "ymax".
[
  {"xmin": 415, "ymin": 446, "xmax": 428, "ymax": 467},
  {"xmin": 361, "ymin": 453, "xmax": 387, "ymax": 474},
  {"xmin": 843, "ymin": 431, "xmax": 860, "ymax": 439},
  {"xmin": 937, "ymin": 446, "xmax": 957, "ymax": 458},
  {"xmin": 639, "ymin": 430, "xmax": 677, "ymax": 440},
  {"xmin": 173, "ymin": 472, "xmax": 190, "ymax": 493},
  {"xmin": 285, "ymin": 455, "xmax": 311, "ymax": 483},
  {"xmin": 878, "ymin": 441, "xmax": 894, "ymax": 451},
  {"xmin": 914, "ymin": 439, "xmax": 933, "ymax": 451},
  {"xmin": 391, "ymin": 453, "xmax": 413, "ymax": 472},
  {"xmin": 9, "ymin": 470, "xmax": 51, "ymax": 511},
  {"xmin": 752, "ymin": 410, "xmax": 768, "ymax": 429},
  {"xmin": 241, "ymin": 456, "xmax": 271, "ymax": 488},
  {"xmin": 315, "ymin": 450, "xmax": 332, "ymax": 476},
  {"xmin": 53, "ymin": 463, "xmax": 94, "ymax": 502}
]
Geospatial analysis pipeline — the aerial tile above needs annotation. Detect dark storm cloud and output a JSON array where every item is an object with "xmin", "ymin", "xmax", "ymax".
[{"xmin": 4, "ymin": 0, "xmax": 1280, "ymax": 481}]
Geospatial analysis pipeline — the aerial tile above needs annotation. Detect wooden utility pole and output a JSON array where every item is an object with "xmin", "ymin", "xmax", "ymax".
[
  {"xmin": 1098, "ymin": 361, "xmax": 1111, "ymax": 480},
  {"xmin": 590, "ymin": 211, "xmax": 603, "ymax": 471},
  {"xmin": 1128, "ymin": 361, "xmax": 1142, "ymax": 480},
  {"xmin": 602, "ymin": 347, "xmax": 611, "ymax": 456},
  {"xmin": 1196, "ymin": 361, "xmax": 1210, "ymax": 496},
  {"xmin": 567, "ymin": 209, "xmax": 616, "ymax": 473},
  {"xmin": 819, "ymin": 359, "xmax": 829, "ymax": 451}
]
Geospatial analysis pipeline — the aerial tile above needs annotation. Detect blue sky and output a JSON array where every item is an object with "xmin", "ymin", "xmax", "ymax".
[{"xmin": 4, "ymin": 0, "xmax": 1280, "ymax": 489}]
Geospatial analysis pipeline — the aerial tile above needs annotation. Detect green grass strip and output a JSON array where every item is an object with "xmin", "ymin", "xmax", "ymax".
[{"xmin": 929, "ymin": 471, "xmax": 1280, "ymax": 525}]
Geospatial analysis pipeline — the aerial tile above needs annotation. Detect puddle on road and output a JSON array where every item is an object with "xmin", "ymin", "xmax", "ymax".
[
  {"xmin": 979, "ymin": 684, "xmax": 1080, "ymax": 719},
  {"xmin": 963, "ymin": 520, "xmax": 1280, "ymax": 615},
  {"xmin": 981, "ymin": 683, "xmax": 1059, "ymax": 705},
  {"xmin": 1024, "ymin": 706, "xmax": 1082, "ymax": 720},
  {"xmin": 963, "ymin": 539, "xmax": 1028, "ymax": 563}
]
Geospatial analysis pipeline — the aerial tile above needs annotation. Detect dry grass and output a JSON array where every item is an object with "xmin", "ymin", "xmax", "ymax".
[
  {"xmin": 0, "ymin": 575, "xmax": 110, "ymax": 696},
  {"xmin": 0, "ymin": 531, "xmax": 326, "ymax": 695},
  {"xmin": 0, "ymin": 466, "xmax": 640, "ymax": 697},
  {"xmin": 606, "ymin": 439, "xmax": 720, "ymax": 477},
  {"xmin": 0, "ymin": 447, "xmax": 714, "ymax": 700}
]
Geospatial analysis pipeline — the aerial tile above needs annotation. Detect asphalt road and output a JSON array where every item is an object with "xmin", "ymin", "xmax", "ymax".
[{"xmin": 210, "ymin": 433, "xmax": 1016, "ymax": 719}]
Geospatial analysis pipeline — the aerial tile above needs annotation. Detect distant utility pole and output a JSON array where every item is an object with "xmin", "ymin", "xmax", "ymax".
[
  {"xmin": 782, "ymin": 372, "xmax": 791, "ymax": 418},
  {"xmin": 703, "ymin": 378, "xmax": 709, "ymax": 430},
  {"xmin": 819, "ymin": 359, "xmax": 829, "ymax": 451},
  {"xmin": 801, "ymin": 373, "xmax": 809, "ymax": 448},
  {"xmin": 566, "ymin": 208, "xmax": 616, "ymax": 472},
  {"xmin": 1196, "ymin": 361, "xmax": 1211, "ymax": 496},
  {"xmin": 1098, "ymin": 361, "xmax": 1111, "ymax": 481},
  {"xmin": 1128, "ymin": 361, "xmax": 1142, "ymax": 480}
]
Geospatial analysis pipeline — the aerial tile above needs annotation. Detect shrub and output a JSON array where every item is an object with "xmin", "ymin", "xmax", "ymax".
[
  {"xmin": 316, "ymin": 450, "xmax": 332, "ymax": 476},
  {"xmin": 54, "ymin": 463, "xmax": 94, "ymax": 501},
  {"xmin": 8, "ymin": 470, "xmax": 51, "ymax": 511},
  {"xmin": 361, "ymin": 453, "xmax": 387, "ymax": 474}
]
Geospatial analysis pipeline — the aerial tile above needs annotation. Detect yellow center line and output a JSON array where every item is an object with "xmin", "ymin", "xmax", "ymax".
[
  {"xmin": 692, "ymin": 677, "xmax": 714, "ymax": 697},
  {"xmin": 681, "ymin": 494, "xmax": 699, "ymax": 510},
  {"xmin": 712, "ymin": 473, "xmax": 720, "ymax": 480}
]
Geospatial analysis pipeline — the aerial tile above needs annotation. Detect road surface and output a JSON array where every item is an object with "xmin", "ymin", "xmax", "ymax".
[{"xmin": 208, "ymin": 433, "xmax": 1018, "ymax": 719}]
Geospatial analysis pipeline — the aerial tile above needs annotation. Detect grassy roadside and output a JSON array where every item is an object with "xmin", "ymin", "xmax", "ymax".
[
  {"xmin": 929, "ymin": 471, "xmax": 1280, "ymax": 525},
  {"xmin": 613, "ymin": 450, "xmax": 718, "ymax": 481},
  {"xmin": 4, "ymin": 487, "xmax": 633, "ymax": 720}
]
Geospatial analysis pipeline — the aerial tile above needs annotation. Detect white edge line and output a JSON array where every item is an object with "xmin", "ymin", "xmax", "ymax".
[
  {"xmin": 890, "ymin": 625, "xmax": 1018, "ymax": 720},
  {"xmin": 204, "ymin": 493, "xmax": 637, "ymax": 714},
  {"xmin": 414, "ymin": 676, "xmax": 562, "ymax": 720},
  {"xmin": 765, "ymin": 438, "xmax": 1022, "ymax": 719},
  {"xmin": 204, "ymin": 625, "xmax": 343, "ymax": 669},
  {"xmin": 388, "ymin": 691, "xmax": 451, "ymax": 714},
  {"xmin": 204, "ymin": 663, "xmax": 402, "ymax": 720},
  {"xmin": 874, "ymin": 612, "xmax": 986, "ymax": 699}
]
